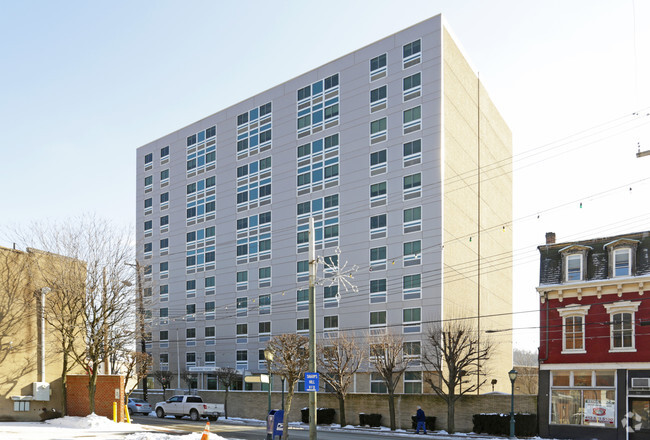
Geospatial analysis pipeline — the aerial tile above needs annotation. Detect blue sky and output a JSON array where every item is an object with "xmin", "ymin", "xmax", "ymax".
[{"xmin": 2, "ymin": 0, "xmax": 649, "ymax": 350}]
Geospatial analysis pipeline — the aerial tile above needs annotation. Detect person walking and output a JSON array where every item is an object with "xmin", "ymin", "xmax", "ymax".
[{"xmin": 415, "ymin": 405, "xmax": 427, "ymax": 434}]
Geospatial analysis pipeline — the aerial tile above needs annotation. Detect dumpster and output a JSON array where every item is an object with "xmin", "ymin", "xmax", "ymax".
[{"xmin": 266, "ymin": 409, "xmax": 284, "ymax": 439}]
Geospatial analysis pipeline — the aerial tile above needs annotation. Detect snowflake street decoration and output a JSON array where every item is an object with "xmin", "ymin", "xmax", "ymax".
[{"xmin": 318, "ymin": 247, "xmax": 359, "ymax": 299}]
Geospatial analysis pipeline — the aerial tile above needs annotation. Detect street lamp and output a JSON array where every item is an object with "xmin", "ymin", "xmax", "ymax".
[
  {"xmin": 264, "ymin": 348, "xmax": 274, "ymax": 440},
  {"xmin": 509, "ymin": 369, "xmax": 518, "ymax": 439}
]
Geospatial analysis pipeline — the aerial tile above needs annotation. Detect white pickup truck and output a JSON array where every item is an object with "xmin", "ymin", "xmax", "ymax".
[{"xmin": 155, "ymin": 395, "xmax": 223, "ymax": 421}]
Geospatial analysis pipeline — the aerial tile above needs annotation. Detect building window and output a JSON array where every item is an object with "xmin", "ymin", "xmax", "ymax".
[
  {"xmin": 370, "ymin": 246, "xmax": 387, "ymax": 269},
  {"xmin": 403, "ymin": 307, "xmax": 421, "ymax": 333},
  {"xmin": 403, "ymin": 173, "xmax": 422, "ymax": 199},
  {"xmin": 259, "ymin": 321, "xmax": 271, "ymax": 342},
  {"xmin": 297, "ymin": 289, "xmax": 309, "ymax": 311},
  {"xmin": 160, "ymin": 146, "xmax": 169, "ymax": 158},
  {"xmin": 205, "ymin": 326, "xmax": 216, "ymax": 338},
  {"xmin": 404, "ymin": 371, "xmax": 422, "ymax": 393},
  {"xmin": 403, "ymin": 72, "xmax": 421, "ymax": 101},
  {"xmin": 370, "ymin": 117, "xmax": 387, "ymax": 143},
  {"xmin": 370, "ymin": 149, "xmax": 387, "ymax": 175},
  {"xmin": 550, "ymin": 370, "xmax": 615, "ymax": 426},
  {"xmin": 144, "ymin": 153, "xmax": 153, "ymax": 166},
  {"xmin": 403, "ymin": 206, "xmax": 422, "ymax": 233},
  {"xmin": 403, "ymin": 139, "xmax": 422, "ymax": 166},
  {"xmin": 403, "ymin": 39, "xmax": 421, "ymax": 69},
  {"xmin": 403, "ymin": 274, "xmax": 421, "ymax": 300},
  {"xmin": 566, "ymin": 254, "xmax": 582, "ymax": 281},
  {"xmin": 236, "ymin": 297, "xmax": 247, "ymax": 317},
  {"xmin": 259, "ymin": 294, "xmax": 271, "ymax": 315},
  {"xmin": 558, "ymin": 305, "xmax": 590, "ymax": 354},
  {"xmin": 324, "ymin": 285, "xmax": 339, "ymax": 308},
  {"xmin": 236, "ymin": 350, "xmax": 248, "ymax": 369},
  {"xmin": 370, "ymin": 181, "xmax": 387, "ymax": 206},
  {"xmin": 297, "ymin": 318, "xmax": 309, "ymax": 334},
  {"xmin": 186, "ymin": 328, "xmax": 196, "ymax": 340},
  {"xmin": 604, "ymin": 301, "xmax": 640, "ymax": 352},
  {"xmin": 403, "ymin": 341, "xmax": 421, "ymax": 361},
  {"xmin": 237, "ymin": 270, "xmax": 248, "ymax": 290},
  {"xmin": 323, "ymin": 315, "xmax": 338, "ymax": 330},
  {"xmin": 614, "ymin": 248, "xmax": 631, "ymax": 277},
  {"xmin": 370, "ymin": 85, "xmax": 387, "ymax": 112},
  {"xmin": 370, "ymin": 53, "xmax": 387, "ymax": 81},
  {"xmin": 236, "ymin": 323, "xmax": 248, "ymax": 344},
  {"xmin": 403, "ymin": 106, "xmax": 422, "ymax": 132},
  {"xmin": 404, "ymin": 240, "xmax": 421, "ymax": 266},
  {"xmin": 370, "ymin": 311, "xmax": 387, "ymax": 334},
  {"xmin": 297, "ymin": 76, "xmax": 339, "ymax": 137},
  {"xmin": 160, "ymin": 330, "xmax": 168, "ymax": 341},
  {"xmin": 370, "ymin": 372, "xmax": 387, "ymax": 393},
  {"xmin": 370, "ymin": 279, "xmax": 387, "ymax": 303}
]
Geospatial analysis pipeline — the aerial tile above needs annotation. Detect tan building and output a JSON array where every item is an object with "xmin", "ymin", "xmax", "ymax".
[{"xmin": 0, "ymin": 246, "xmax": 85, "ymax": 421}]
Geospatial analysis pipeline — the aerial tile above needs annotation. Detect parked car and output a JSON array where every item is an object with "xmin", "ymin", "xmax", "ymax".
[
  {"xmin": 154, "ymin": 395, "xmax": 223, "ymax": 421},
  {"xmin": 127, "ymin": 398, "xmax": 152, "ymax": 416}
]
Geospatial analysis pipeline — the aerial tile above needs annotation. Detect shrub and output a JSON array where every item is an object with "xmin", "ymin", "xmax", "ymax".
[
  {"xmin": 359, "ymin": 413, "xmax": 382, "ymax": 427},
  {"xmin": 472, "ymin": 413, "xmax": 537, "ymax": 437},
  {"xmin": 300, "ymin": 408, "xmax": 336, "ymax": 425}
]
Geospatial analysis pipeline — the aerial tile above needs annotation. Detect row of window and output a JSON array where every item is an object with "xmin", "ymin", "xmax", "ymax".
[
  {"xmin": 559, "ymin": 300, "xmax": 640, "ymax": 353},
  {"xmin": 369, "ymin": 38, "xmax": 421, "ymax": 81},
  {"xmin": 144, "ymin": 145, "xmax": 170, "ymax": 169}
]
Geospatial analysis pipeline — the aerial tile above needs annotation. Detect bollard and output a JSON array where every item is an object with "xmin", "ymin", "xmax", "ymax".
[
  {"xmin": 125, "ymin": 404, "xmax": 131, "ymax": 423},
  {"xmin": 113, "ymin": 402, "xmax": 117, "ymax": 422}
]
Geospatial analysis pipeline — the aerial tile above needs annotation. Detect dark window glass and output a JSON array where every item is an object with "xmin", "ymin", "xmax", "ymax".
[{"xmin": 370, "ymin": 53, "xmax": 387, "ymax": 71}]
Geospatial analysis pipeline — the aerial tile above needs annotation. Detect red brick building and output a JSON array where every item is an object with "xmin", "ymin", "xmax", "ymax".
[{"xmin": 537, "ymin": 231, "xmax": 650, "ymax": 440}]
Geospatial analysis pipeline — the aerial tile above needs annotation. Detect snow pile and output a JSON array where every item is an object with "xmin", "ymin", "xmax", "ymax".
[{"xmin": 46, "ymin": 413, "xmax": 145, "ymax": 431}]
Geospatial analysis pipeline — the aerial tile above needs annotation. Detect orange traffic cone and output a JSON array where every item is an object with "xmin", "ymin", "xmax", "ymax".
[{"xmin": 200, "ymin": 421, "xmax": 210, "ymax": 440}]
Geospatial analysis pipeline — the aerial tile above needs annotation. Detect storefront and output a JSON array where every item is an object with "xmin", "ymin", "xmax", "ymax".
[{"xmin": 539, "ymin": 368, "xmax": 650, "ymax": 440}]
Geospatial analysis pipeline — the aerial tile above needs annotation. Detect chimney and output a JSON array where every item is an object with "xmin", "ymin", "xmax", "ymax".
[{"xmin": 545, "ymin": 232, "xmax": 556, "ymax": 245}]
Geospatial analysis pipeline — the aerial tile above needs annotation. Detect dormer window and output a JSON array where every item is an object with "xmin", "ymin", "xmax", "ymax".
[
  {"xmin": 567, "ymin": 255, "xmax": 582, "ymax": 281},
  {"xmin": 614, "ymin": 249, "xmax": 631, "ymax": 277},
  {"xmin": 604, "ymin": 238, "xmax": 638, "ymax": 278},
  {"xmin": 559, "ymin": 244, "xmax": 591, "ymax": 283}
]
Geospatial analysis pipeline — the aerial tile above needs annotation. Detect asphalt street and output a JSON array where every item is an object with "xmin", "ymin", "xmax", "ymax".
[{"xmin": 131, "ymin": 415, "xmax": 511, "ymax": 440}]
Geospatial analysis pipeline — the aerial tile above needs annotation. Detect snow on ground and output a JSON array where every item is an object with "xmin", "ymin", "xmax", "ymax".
[{"xmin": 0, "ymin": 414, "xmax": 232, "ymax": 440}]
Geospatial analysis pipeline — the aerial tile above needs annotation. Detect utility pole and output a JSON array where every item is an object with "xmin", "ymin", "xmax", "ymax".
[
  {"xmin": 308, "ymin": 217, "xmax": 317, "ymax": 440},
  {"xmin": 102, "ymin": 267, "xmax": 109, "ymax": 374}
]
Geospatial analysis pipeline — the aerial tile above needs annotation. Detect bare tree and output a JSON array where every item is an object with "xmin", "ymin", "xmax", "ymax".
[
  {"xmin": 266, "ymin": 334, "xmax": 309, "ymax": 439},
  {"xmin": 317, "ymin": 332, "xmax": 364, "ymax": 427},
  {"xmin": 368, "ymin": 331, "xmax": 409, "ymax": 431},
  {"xmin": 154, "ymin": 370, "xmax": 174, "ymax": 400},
  {"xmin": 12, "ymin": 216, "xmax": 136, "ymax": 413},
  {"xmin": 0, "ymin": 248, "xmax": 38, "ymax": 401},
  {"xmin": 179, "ymin": 370, "xmax": 197, "ymax": 394},
  {"xmin": 421, "ymin": 319, "xmax": 494, "ymax": 433},
  {"xmin": 216, "ymin": 367, "xmax": 241, "ymax": 419},
  {"xmin": 123, "ymin": 351, "xmax": 153, "ymax": 399}
]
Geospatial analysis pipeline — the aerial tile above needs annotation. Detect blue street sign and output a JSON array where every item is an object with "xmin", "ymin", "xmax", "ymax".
[{"xmin": 305, "ymin": 372, "xmax": 319, "ymax": 392}]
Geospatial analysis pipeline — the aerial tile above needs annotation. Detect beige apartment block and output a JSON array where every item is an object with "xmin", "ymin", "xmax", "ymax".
[
  {"xmin": 442, "ymin": 28, "xmax": 513, "ymax": 393},
  {"xmin": 0, "ymin": 246, "xmax": 85, "ymax": 421}
]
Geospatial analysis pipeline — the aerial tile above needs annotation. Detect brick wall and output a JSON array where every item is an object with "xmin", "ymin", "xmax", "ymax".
[
  {"xmin": 67, "ymin": 375, "xmax": 125, "ymax": 422},
  {"xmin": 138, "ymin": 389, "xmax": 536, "ymax": 432}
]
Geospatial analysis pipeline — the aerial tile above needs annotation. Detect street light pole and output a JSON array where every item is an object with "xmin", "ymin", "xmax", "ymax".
[
  {"xmin": 509, "ymin": 369, "xmax": 518, "ymax": 439},
  {"xmin": 308, "ymin": 217, "xmax": 317, "ymax": 440},
  {"xmin": 264, "ymin": 349, "xmax": 274, "ymax": 440}
]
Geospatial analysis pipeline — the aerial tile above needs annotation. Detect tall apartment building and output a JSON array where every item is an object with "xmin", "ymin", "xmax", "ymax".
[{"xmin": 136, "ymin": 14, "xmax": 513, "ymax": 395}]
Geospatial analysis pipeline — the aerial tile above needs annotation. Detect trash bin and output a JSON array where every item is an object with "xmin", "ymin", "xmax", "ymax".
[{"xmin": 266, "ymin": 409, "xmax": 284, "ymax": 439}]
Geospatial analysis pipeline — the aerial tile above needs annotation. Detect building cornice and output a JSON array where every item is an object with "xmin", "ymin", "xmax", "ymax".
[
  {"xmin": 537, "ymin": 274, "xmax": 650, "ymax": 303},
  {"xmin": 540, "ymin": 362, "xmax": 650, "ymax": 370}
]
